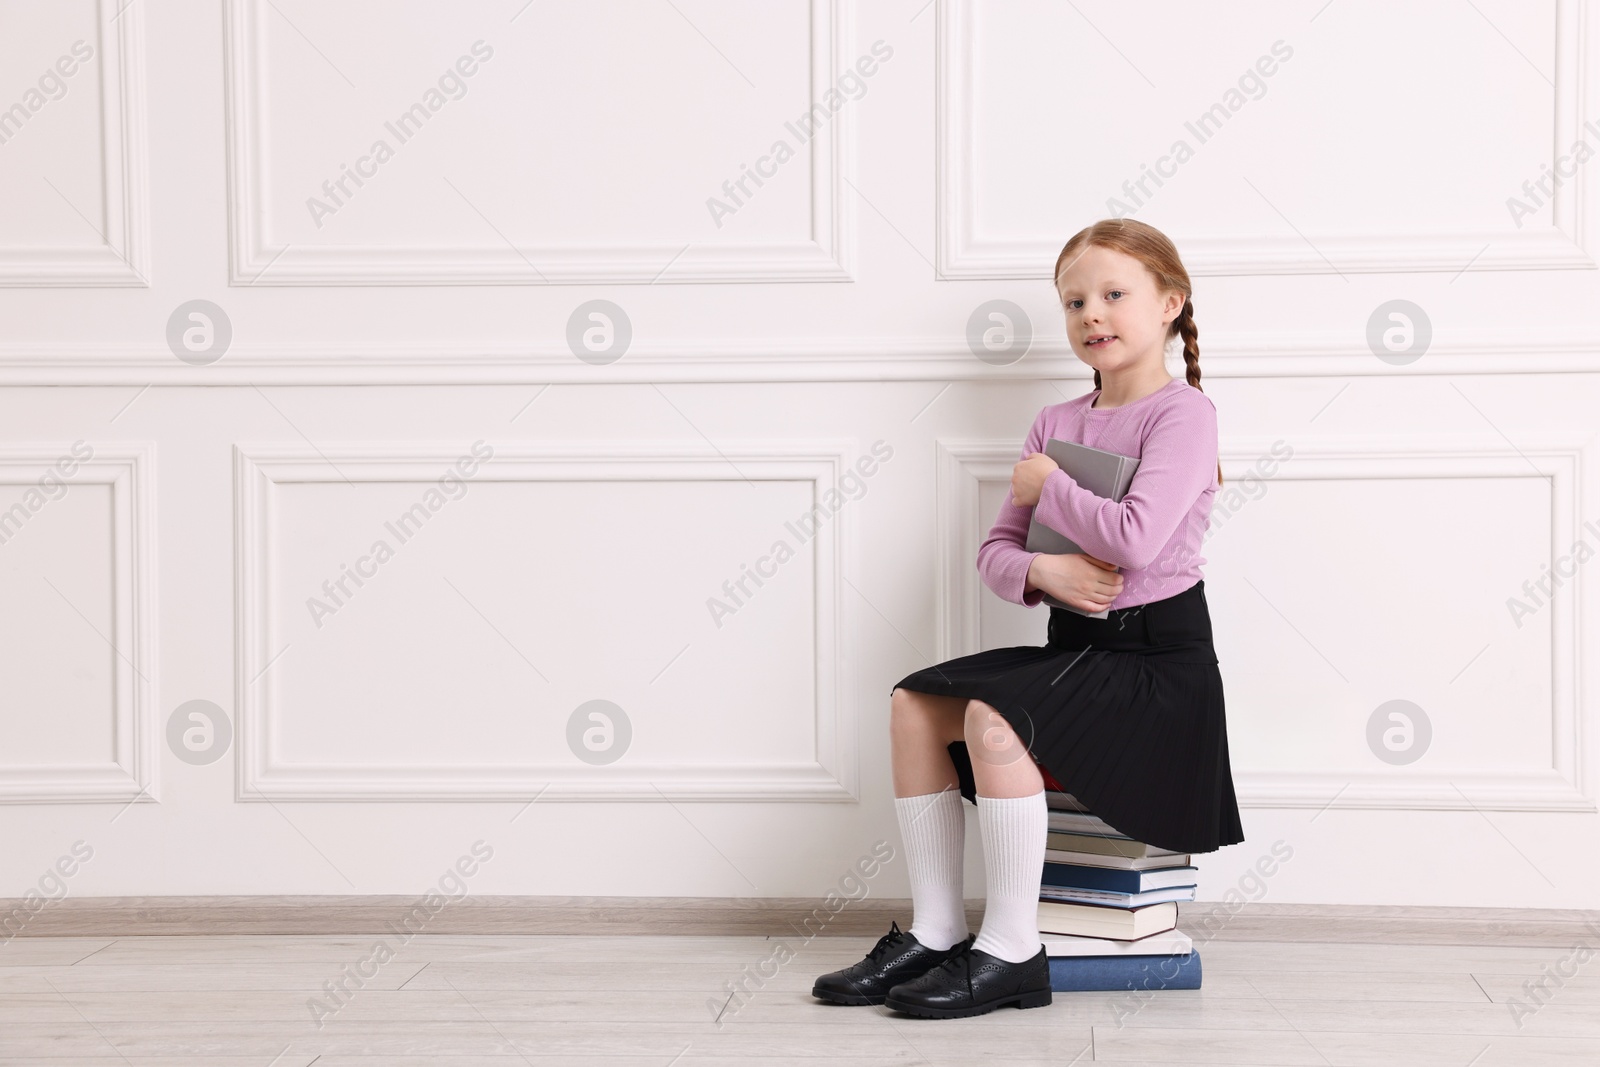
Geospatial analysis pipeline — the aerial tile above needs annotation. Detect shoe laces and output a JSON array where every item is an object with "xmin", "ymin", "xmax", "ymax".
[
  {"xmin": 935, "ymin": 941, "xmax": 977, "ymax": 998},
  {"xmin": 865, "ymin": 920, "xmax": 908, "ymax": 963}
]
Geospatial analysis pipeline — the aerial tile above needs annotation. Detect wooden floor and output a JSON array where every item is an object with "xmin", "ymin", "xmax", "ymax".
[{"xmin": 0, "ymin": 932, "xmax": 1596, "ymax": 1065}]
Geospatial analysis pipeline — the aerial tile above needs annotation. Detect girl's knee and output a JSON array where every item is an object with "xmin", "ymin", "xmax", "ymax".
[
  {"xmin": 964, "ymin": 700, "xmax": 1028, "ymax": 767},
  {"xmin": 963, "ymin": 699, "xmax": 1008, "ymax": 738},
  {"xmin": 891, "ymin": 688, "xmax": 963, "ymax": 743}
]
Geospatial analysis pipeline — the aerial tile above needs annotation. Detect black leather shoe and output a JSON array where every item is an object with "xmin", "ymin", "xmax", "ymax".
[
  {"xmin": 811, "ymin": 921, "xmax": 975, "ymax": 1005},
  {"xmin": 884, "ymin": 941, "xmax": 1052, "ymax": 1018}
]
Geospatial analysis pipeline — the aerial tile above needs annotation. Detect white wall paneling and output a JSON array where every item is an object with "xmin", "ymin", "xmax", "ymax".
[
  {"xmin": 222, "ymin": 0, "xmax": 854, "ymax": 284},
  {"xmin": 233, "ymin": 440, "xmax": 856, "ymax": 801},
  {"xmin": 936, "ymin": 0, "xmax": 1599, "ymax": 278},
  {"xmin": 0, "ymin": 444, "xmax": 156, "ymax": 802},
  {"xmin": 0, "ymin": 0, "xmax": 149, "ymax": 286}
]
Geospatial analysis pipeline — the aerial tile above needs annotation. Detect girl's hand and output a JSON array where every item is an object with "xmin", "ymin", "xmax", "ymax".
[
  {"xmin": 1027, "ymin": 552, "xmax": 1123, "ymax": 613},
  {"xmin": 1010, "ymin": 452, "xmax": 1059, "ymax": 507}
]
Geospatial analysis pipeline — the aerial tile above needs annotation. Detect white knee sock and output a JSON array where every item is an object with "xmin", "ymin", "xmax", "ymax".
[
  {"xmin": 971, "ymin": 791, "xmax": 1047, "ymax": 964},
  {"xmin": 894, "ymin": 789, "xmax": 968, "ymax": 952}
]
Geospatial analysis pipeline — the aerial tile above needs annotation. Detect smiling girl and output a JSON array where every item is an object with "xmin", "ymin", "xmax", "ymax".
[{"xmin": 813, "ymin": 218, "xmax": 1244, "ymax": 1019}]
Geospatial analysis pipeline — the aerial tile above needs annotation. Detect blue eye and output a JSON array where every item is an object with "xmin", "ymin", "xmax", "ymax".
[{"xmin": 1066, "ymin": 292, "xmax": 1122, "ymax": 309}]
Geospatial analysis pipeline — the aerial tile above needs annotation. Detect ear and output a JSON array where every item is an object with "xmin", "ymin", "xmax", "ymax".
[{"xmin": 1164, "ymin": 289, "xmax": 1186, "ymax": 324}]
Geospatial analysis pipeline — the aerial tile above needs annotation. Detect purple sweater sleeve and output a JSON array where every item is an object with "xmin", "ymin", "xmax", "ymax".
[
  {"xmin": 975, "ymin": 394, "xmax": 1219, "ymax": 606},
  {"xmin": 1032, "ymin": 395, "xmax": 1218, "ymax": 570}
]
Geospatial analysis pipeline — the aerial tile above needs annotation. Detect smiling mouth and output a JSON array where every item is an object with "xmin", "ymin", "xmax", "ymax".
[{"xmin": 1087, "ymin": 336, "xmax": 1117, "ymax": 347}]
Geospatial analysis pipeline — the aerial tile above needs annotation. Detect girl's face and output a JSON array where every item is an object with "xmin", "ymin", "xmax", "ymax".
[{"xmin": 1055, "ymin": 244, "xmax": 1184, "ymax": 374}]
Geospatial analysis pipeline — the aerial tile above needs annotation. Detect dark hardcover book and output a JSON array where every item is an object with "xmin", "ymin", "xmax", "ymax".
[{"xmin": 1042, "ymin": 862, "xmax": 1199, "ymax": 895}]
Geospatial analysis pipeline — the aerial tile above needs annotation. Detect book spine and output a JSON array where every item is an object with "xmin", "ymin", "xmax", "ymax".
[
  {"xmin": 1048, "ymin": 950, "xmax": 1202, "ymax": 992},
  {"xmin": 1041, "ymin": 866, "xmax": 1140, "ymax": 894}
]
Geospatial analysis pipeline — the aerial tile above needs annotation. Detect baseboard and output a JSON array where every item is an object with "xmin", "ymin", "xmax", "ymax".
[{"xmin": 3, "ymin": 896, "xmax": 1598, "ymax": 946}]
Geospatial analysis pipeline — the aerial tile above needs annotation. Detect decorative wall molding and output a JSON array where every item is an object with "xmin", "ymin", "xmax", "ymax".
[
  {"xmin": 936, "ymin": 0, "xmax": 1597, "ymax": 278},
  {"xmin": 4, "ymin": 330, "xmax": 1600, "ymax": 384},
  {"xmin": 0, "ymin": 0, "xmax": 149, "ymax": 286},
  {"xmin": 935, "ymin": 432, "xmax": 1596, "ymax": 812},
  {"xmin": 0, "ymin": 445, "xmax": 157, "ymax": 803},
  {"xmin": 233, "ymin": 440, "xmax": 857, "ymax": 801},
  {"xmin": 221, "ymin": 0, "xmax": 854, "ymax": 284}
]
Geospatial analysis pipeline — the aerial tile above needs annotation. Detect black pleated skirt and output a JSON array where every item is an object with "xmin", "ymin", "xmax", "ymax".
[{"xmin": 890, "ymin": 579, "xmax": 1244, "ymax": 855}]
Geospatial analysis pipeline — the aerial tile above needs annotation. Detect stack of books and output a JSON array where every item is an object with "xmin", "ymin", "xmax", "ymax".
[{"xmin": 1036, "ymin": 786, "xmax": 1203, "ymax": 992}]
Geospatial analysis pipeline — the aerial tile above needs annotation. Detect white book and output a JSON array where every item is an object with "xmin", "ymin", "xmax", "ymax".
[
  {"xmin": 1042, "ymin": 929, "xmax": 1194, "ymax": 958},
  {"xmin": 1037, "ymin": 900, "xmax": 1178, "ymax": 940}
]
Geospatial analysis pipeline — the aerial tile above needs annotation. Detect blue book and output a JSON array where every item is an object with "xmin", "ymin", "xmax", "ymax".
[
  {"xmin": 1048, "ymin": 950, "xmax": 1202, "ymax": 992},
  {"xmin": 1042, "ymin": 861, "xmax": 1198, "ymax": 895}
]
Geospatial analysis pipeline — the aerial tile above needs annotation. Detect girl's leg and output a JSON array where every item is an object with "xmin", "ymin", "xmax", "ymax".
[
  {"xmin": 963, "ymin": 699, "xmax": 1047, "ymax": 964},
  {"xmin": 963, "ymin": 699, "xmax": 1044, "ymax": 797},
  {"xmin": 889, "ymin": 686, "xmax": 964, "ymax": 797},
  {"xmin": 888, "ymin": 687, "xmax": 969, "ymax": 950}
]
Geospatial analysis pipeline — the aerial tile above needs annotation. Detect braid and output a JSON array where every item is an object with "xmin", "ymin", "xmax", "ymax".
[
  {"xmin": 1177, "ymin": 299, "xmax": 1200, "ymax": 389},
  {"xmin": 1174, "ymin": 298, "xmax": 1223, "ymax": 487}
]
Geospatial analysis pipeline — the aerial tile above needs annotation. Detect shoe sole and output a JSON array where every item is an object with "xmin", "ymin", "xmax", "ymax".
[
  {"xmin": 885, "ymin": 988, "xmax": 1052, "ymax": 1018},
  {"xmin": 811, "ymin": 987, "xmax": 885, "ymax": 1006}
]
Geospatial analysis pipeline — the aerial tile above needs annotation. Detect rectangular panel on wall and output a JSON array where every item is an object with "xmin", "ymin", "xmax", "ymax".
[
  {"xmin": 938, "ymin": 0, "xmax": 1594, "ymax": 277},
  {"xmin": 0, "ymin": 445, "xmax": 155, "ymax": 802},
  {"xmin": 234, "ymin": 441, "xmax": 856, "ymax": 800},
  {"xmin": 224, "ymin": 0, "xmax": 854, "ymax": 283},
  {"xmin": 0, "ymin": 0, "xmax": 148, "ymax": 285},
  {"xmin": 936, "ymin": 434, "xmax": 1595, "ymax": 812}
]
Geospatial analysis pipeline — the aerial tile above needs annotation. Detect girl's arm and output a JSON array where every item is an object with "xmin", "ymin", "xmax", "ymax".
[{"xmin": 1032, "ymin": 393, "xmax": 1218, "ymax": 571}]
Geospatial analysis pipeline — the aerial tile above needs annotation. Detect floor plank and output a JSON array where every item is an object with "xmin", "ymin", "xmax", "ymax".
[{"xmin": 2, "ymin": 932, "xmax": 1598, "ymax": 1062}]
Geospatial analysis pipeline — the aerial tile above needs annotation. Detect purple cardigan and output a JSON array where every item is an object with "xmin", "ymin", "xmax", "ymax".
[{"xmin": 978, "ymin": 377, "xmax": 1219, "ymax": 611}]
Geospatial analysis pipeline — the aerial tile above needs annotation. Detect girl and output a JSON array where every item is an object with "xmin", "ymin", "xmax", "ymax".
[{"xmin": 813, "ymin": 218, "xmax": 1244, "ymax": 1019}]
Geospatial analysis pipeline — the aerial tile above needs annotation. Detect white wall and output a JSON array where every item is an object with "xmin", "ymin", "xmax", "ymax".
[{"xmin": 1, "ymin": 0, "xmax": 1597, "ymax": 909}]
